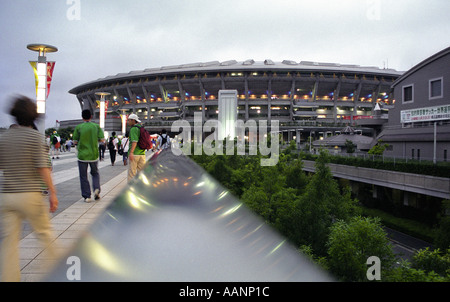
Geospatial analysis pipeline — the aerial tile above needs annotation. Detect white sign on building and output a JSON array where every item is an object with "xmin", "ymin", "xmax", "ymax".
[{"xmin": 401, "ymin": 104, "xmax": 450, "ymax": 123}]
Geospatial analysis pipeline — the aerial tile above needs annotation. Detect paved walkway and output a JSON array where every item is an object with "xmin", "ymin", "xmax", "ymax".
[
  {"xmin": 0, "ymin": 149, "xmax": 153, "ymax": 282},
  {"xmin": 19, "ymin": 169, "xmax": 128, "ymax": 281}
]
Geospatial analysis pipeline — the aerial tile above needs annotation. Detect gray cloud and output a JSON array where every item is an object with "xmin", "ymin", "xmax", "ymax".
[{"xmin": 1, "ymin": 0, "xmax": 449, "ymax": 128}]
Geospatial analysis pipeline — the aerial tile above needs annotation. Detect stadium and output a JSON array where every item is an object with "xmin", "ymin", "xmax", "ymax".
[{"xmin": 68, "ymin": 59, "xmax": 403, "ymax": 144}]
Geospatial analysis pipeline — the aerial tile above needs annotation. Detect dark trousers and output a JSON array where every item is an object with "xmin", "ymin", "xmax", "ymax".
[
  {"xmin": 109, "ymin": 149, "xmax": 116, "ymax": 164},
  {"xmin": 99, "ymin": 144, "xmax": 106, "ymax": 160},
  {"xmin": 78, "ymin": 161, "xmax": 100, "ymax": 199}
]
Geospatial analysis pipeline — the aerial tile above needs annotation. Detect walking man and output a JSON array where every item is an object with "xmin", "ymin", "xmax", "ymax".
[
  {"xmin": 127, "ymin": 113, "xmax": 146, "ymax": 181},
  {"xmin": 73, "ymin": 110, "xmax": 105, "ymax": 202},
  {"xmin": 0, "ymin": 96, "xmax": 58, "ymax": 281}
]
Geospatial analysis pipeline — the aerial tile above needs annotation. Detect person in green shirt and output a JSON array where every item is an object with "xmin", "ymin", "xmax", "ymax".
[
  {"xmin": 127, "ymin": 113, "xmax": 146, "ymax": 181},
  {"xmin": 73, "ymin": 110, "xmax": 105, "ymax": 203}
]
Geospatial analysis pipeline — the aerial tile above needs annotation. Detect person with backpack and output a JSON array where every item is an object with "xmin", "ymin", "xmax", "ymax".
[
  {"xmin": 108, "ymin": 131, "xmax": 119, "ymax": 166},
  {"xmin": 157, "ymin": 129, "xmax": 171, "ymax": 150},
  {"xmin": 127, "ymin": 113, "xmax": 150, "ymax": 181},
  {"xmin": 50, "ymin": 130, "xmax": 60, "ymax": 159}
]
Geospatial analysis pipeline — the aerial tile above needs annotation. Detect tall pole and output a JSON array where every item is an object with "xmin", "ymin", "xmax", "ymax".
[
  {"xmin": 27, "ymin": 44, "xmax": 58, "ymax": 134},
  {"xmin": 433, "ymin": 121, "xmax": 437, "ymax": 164}
]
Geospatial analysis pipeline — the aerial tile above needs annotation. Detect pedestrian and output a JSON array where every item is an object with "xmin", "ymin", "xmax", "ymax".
[
  {"xmin": 121, "ymin": 131, "xmax": 130, "ymax": 166},
  {"xmin": 98, "ymin": 140, "xmax": 106, "ymax": 161},
  {"xmin": 0, "ymin": 95, "xmax": 59, "ymax": 282},
  {"xmin": 127, "ymin": 114, "xmax": 146, "ymax": 181},
  {"xmin": 66, "ymin": 139, "xmax": 72, "ymax": 152},
  {"xmin": 50, "ymin": 130, "xmax": 60, "ymax": 159},
  {"xmin": 157, "ymin": 128, "xmax": 171, "ymax": 150},
  {"xmin": 73, "ymin": 109, "xmax": 105, "ymax": 203},
  {"xmin": 108, "ymin": 131, "xmax": 119, "ymax": 166}
]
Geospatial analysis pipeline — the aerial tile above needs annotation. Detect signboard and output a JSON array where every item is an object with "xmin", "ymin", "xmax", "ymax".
[{"xmin": 401, "ymin": 104, "xmax": 450, "ymax": 123}]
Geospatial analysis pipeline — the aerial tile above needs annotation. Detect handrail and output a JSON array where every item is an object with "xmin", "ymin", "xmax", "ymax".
[{"xmin": 45, "ymin": 149, "xmax": 333, "ymax": 281}]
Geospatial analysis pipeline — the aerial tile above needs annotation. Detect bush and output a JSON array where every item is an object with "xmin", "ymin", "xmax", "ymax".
[
  {"xmin": 412, "ymin": 248, "xmax": 450, "ymax": 276},
  {"xmin": 327, "ymin": 216, "xmax": 395, "ymax": 282}
]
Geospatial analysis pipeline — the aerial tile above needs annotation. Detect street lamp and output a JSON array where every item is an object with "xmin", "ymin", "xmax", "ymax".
[
  {"xmin": 95, "ymin": 92, "xmax": 111, "ymax": 130},
  {"xmin": 27, "ymin": 43, "xmax": 58, "ymax": 134}
]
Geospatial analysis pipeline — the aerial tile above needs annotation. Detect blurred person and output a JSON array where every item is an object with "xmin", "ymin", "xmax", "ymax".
[
  {"xmin": 107, "ymin": 131, "xmax": 119, "ymax": 166},
  {"xmin": 73, "ymin": 109, "xmax": 105, "ymax": 203},
  {"xmin": 121, "ymin": 132, "xmax": 130, "ymax": 166},
  {"xmin": 127, "ymin": 114, "xmax": 146, "ymax": 181},
  {"xmin": 98, "ymin": 140, "xmax": 106, "ymax": 161},
  {"xmin": 50, "ymin": 130, "xmax": 60, "ymax": 159},
  {"xmin": 157, "ymin": 128, "xmax": 171, "ymax": 150},
  {"xmin": 0, "ymin": 95, "xmax": 59, "ymax": 282}
]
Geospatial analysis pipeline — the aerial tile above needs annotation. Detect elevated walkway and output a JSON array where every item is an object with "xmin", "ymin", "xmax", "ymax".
[{"xmin": 302, "ymin": 160, "xmax": 450, "ymax": 199}]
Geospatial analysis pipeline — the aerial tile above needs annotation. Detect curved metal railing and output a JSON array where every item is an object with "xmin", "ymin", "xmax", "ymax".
[{"xmin": 45, "ymin": 150, "xmax": 333, "ymax": 281}]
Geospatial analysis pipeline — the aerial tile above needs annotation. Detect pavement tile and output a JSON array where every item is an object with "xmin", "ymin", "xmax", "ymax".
[{"xmin": 15, "ymin": 150, "xmax": 137, "ymax": 282}]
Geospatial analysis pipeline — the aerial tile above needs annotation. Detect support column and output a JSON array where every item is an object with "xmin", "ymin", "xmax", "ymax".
[
  {"xmin": 311, "ymin": 78, "xmax": 319, "ymax": 102},
  {"xmin": 178, "ymin": 79, "xmax": 186, "ymax": 119},
  {"xmin": 267, "ymin": 77, "xmax": 272, "ymax": 122},
  {"xmin": 245, "ymin": 74, "xmax": 249, "ymax": 121},
  {"xmin": 199, "ymin": 79, "xmax": 206, "ymax": 122},
  {"xmin": 290, "ymin": 78, "xmax": 295, "ymax": 120}
]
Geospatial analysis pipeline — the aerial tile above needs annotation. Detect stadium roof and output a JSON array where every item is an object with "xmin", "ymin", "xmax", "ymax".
[{"xmin": 69, "ymin": 59, "xmax": 403, "ymax": 94}]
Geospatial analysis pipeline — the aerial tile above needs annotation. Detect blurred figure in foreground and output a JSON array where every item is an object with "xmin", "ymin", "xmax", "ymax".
[{"xmin": 0, "ymin": 95, "xmax": 58, "ymax": 282}]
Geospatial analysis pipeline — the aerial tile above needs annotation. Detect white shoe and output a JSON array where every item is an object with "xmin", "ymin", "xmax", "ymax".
[
  {"xmin": 84, "ymin": 197, "xmax": 92, "ymax": 203},
  {"xmin": 94, "ymin": 189, "xmax": 100, "ymax": 201}
]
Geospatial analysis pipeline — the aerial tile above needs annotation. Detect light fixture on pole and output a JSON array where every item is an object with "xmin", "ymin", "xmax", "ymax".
[
  {"xmin": 27, "ymin": 43, "xmax": 58, "ymax": 134},
  {"xmin": 119, "ymin": 108, "xmax": 128, "ymax": 136},
  {"xmin": 95, "ymin": 92, "xmax": 111, "ymax": 130}
]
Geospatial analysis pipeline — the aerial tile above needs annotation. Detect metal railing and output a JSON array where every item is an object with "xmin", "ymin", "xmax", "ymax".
[{"xmin": 45, "ymin": 149, "xmax": 333, "ymax": 281}]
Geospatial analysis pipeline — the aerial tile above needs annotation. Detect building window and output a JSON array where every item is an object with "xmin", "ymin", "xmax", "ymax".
[
  {"xmin": 429, "ymin": 77, "xmax": 443, "ymax": 100},
  {"xmin": 411, "ymin": 148, "xmax": 415, "ymax": 159},
  {"xmin": 402, "ymin": 84, "xmax": 414, "ymax": 104},
  {"xmin": 445, "ymin": 150, "xmax": 448, "ymax": 162}
]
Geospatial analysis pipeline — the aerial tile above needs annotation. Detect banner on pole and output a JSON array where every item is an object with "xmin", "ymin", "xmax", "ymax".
[
  {"xmin": 29, "ymin": 61, "xmax": 56, "ymax": 98},
  {"xmin": 46, "ymin": 62, "xmax": 55, "ymax": 98},
  {"xmin": 29, "ymin": 61, "xmax": 38, "ymax": 97}
]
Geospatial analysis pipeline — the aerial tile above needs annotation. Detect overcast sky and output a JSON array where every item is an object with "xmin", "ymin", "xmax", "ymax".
[{"xmin": 0, "ymin": 0, "xmax": 449, "ymax": 128}]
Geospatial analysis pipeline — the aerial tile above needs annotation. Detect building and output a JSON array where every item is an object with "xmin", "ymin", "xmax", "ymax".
[
  {"xmin": 68, "ymin": 59, "xmax": 402, "ymax": 142},
  {"xmin": 378, "ymin": 47, "xmax": 450, "ymax": 162},
  {"xmin": 312, "ymin": 126, "xmax": 374, "ymax": 154}
]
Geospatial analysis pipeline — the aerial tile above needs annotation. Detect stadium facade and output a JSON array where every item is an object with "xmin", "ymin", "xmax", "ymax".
[{"xmin": 68, "ymin": 59, "xmax": 403, "ymax": 143}]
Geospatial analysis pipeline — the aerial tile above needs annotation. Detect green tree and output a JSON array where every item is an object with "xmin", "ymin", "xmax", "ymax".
[
  {"xmin": 368, "ymin": 139, "xmax": 390, "ymax": 156},
  {"xmin": 411, "ymin": 247, "xmax": 450, "ymax": 277},
  {"xmin": 327, "ymin": 216, "xmax": 395, "ymax": 282},
  {"xmin": 434, "ymin": 200, "xmax": 450, "ymax": 250},
  {"xmin": 344, "ymin": 139, "xmax": 356, "ymax": 153},
  {"xmin": 384, "ymin": 260, "xmax": 448, "ymax": 282},
  {"xmin": 287, "ymin": 150, "xmax": 359, "ymax": 255}
]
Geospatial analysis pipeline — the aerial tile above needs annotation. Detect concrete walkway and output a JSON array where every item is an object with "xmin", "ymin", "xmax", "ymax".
[{"xmin": 19, "ymin": 169, "xmax": 128, "ymax": 282}]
